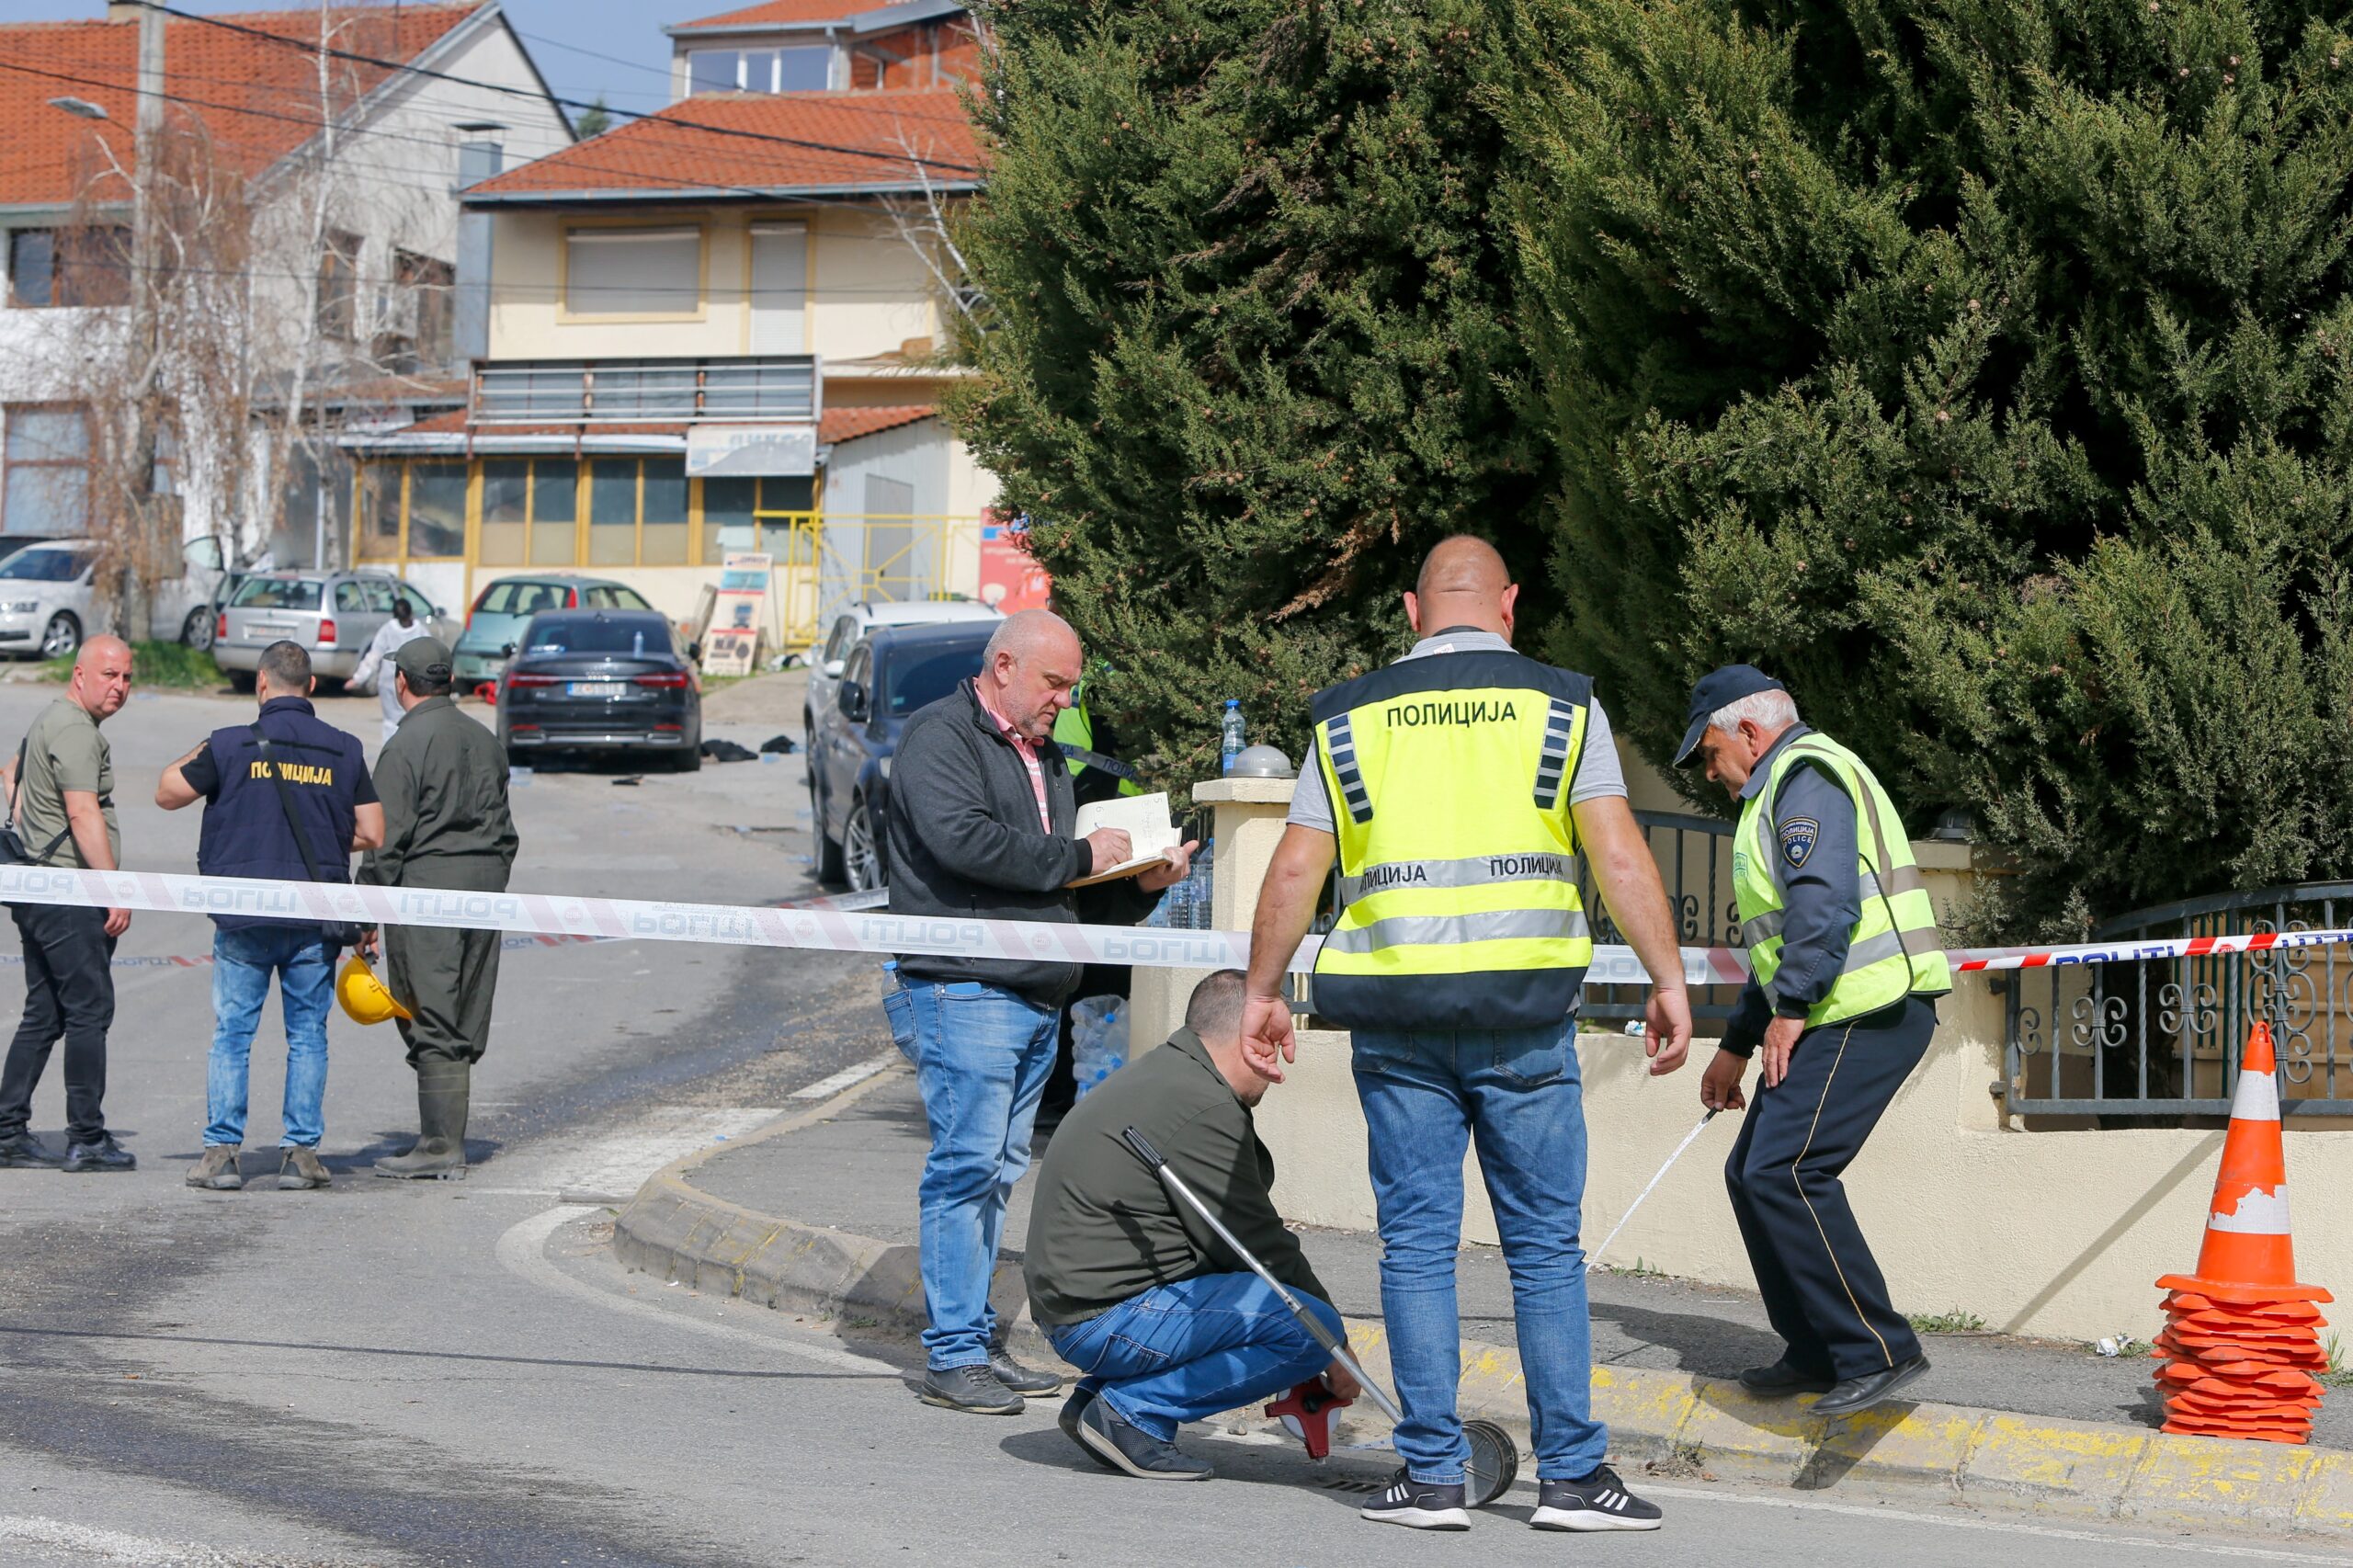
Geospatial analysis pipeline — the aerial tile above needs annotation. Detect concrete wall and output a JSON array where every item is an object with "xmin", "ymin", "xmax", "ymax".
[{"xmin": 1155, "ymin": 773, "xmax": 2353, "ymax": 1344}]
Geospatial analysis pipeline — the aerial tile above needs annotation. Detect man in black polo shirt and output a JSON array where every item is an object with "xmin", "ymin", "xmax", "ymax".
[{"xmin": 158, "ymin": 641, "xmax": 381, "ymax": 1192}]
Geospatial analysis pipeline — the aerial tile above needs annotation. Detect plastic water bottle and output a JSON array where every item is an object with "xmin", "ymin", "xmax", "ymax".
[{"xmin": 1221, "ymin": 699, "xmax": 1246, "ymax": 776}]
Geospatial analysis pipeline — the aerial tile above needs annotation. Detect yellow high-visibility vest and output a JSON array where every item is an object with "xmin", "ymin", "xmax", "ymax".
[
  {"xmin": 1732, "ymin": 730, "xmax": 1950, "ymax": 1027},
  {"xmin": 1308, "ymin": 650, "xmax": 1596, "ymax": 1030}
]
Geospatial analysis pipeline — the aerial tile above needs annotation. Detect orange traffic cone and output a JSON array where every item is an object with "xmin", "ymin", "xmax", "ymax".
[{"xmin": 2151, "ymin": 1023, "xmax": 2333, "ymax": 1444}]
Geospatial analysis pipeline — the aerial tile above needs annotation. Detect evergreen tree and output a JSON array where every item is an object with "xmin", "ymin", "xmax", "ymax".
[
  {"xmin": 949, "ymin": 0, "xmax": 1545, "ymax": 785},
  {"xmin": 1502, "ymin": 0, "xmax": 2353, "ymax": 935},
  {"xmin": 574, "ymin": 97, "xmax": 612, "ymax": 139}
]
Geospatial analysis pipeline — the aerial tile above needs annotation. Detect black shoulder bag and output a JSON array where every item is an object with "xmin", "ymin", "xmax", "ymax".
[
  {"xmin": 0, "ymin": 737, "xmax": 75, "ymax": 867},
  {"xmin": 251, "ymin": 725, "xmax": 366, "ymax": 951}
]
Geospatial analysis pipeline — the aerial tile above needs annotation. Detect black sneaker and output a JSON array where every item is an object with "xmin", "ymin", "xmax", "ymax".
[
  {"xmin": 1074, "ymin": 1395, "xmax": 1212, "ymax": 1480},
  {"xmin": 1059, "ymin": 1387, "xmax": 1120, "ymax": 1472},
  {"xmin": 918, "ymin": 1363, "xmax": 1024, "ymax": 1415},
  {"xmin": 0, "ymin": 1132, "xmax": 63, "ymax": 1169},
  {"xmin": 1360, "ymin": 1471, "xmax": 1471, "ymax": 1530},
  {"xmin": 1530, "ymin": 1464, "xmax": 1664, "ymax": 1531},
  {"xmin": 989, "ymin": 1347, "xmax": 1065, "ymax": 1395},
  {"xmin": 62, "ymin": 1135, "xmax": 135, "ymax": 1174}
]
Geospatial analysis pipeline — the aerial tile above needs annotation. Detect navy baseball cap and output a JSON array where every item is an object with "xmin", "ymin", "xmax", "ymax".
[{"xmin": 1673, "ymin": 665, "xmax": 1786, "ymax": 767}]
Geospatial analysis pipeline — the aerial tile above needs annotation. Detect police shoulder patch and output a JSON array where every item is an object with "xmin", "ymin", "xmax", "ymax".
[{"xmin": 1779, "ymin": 816, "xmax": 1821, "ymax": 869}]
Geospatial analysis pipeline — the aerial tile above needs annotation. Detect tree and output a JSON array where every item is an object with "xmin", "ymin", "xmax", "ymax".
[
  {"xmin": 1500, "ymin": 0, "xmax": 2353, "ymax": 937},
  {"xmin": 949, "ymin": 0, "xmax": 1547, "ymax": 785},
  {"xmin": 574, "ymin": 97, "xmax": 612, "ymax": 139}
]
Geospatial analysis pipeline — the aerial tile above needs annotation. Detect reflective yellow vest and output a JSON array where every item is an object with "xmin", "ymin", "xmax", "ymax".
[
  {"xmin": 1053, "ymin": 687, "xmax": 1141, "ymax": 797},
  {"xmin": 1308, "ymin": 650, "xmax": 1596, "ymax": 1030},
  {"xmin": 1732, "ymin": 731, "xmax": 1950, "ymax": 1027}
]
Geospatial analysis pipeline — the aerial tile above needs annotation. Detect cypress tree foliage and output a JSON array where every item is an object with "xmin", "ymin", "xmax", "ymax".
[
  {"xmin": 1503, "ymin": 0, "xmax": 2353, "ymax": 936},
  {"xmin": 948, "ymin": 0, "xmax": 1547, "ymax": 786}
]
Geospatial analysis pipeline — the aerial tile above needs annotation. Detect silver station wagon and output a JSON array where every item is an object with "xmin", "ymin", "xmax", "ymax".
[{"xmin": 211, "ymin": 571, "xmax": 459, "ymax": 689}]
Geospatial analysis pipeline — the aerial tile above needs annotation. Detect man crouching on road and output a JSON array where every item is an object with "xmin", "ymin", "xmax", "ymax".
[
  {"xmin": 883, "ymin": 608, "xmax": 1197, "ymax": 1416},
  {"xmin": 1023, "ymin": 971, "xmax": 1355, "ymax": 1481}
]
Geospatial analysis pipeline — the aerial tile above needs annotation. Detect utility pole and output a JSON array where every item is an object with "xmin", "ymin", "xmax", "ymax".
[{"xmin": 119, "ymin": 0, "xmax": 165, "ymax": 643}]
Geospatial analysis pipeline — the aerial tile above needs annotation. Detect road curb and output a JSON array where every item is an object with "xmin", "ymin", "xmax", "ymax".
[{"xmin": 612, "ymin": 1074, "xmax": 2351, "ymax": 1538}]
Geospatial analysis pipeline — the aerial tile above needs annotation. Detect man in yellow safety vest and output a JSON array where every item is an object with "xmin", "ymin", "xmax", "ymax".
[
  {"xmin": 1679, "ymin": 665, "xmax": 1950, "ymax": 1418},
  {"xmin": 1245, "ymin": 536, "xmax": 1692, "ymax": 1534}
]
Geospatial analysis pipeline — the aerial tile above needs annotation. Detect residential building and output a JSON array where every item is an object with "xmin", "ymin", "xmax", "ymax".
[
  {"xmin": 0, "ymin": 1, "xmax": 572, "ymax": 588},
  {"xmin": 344, "ymin": 0, "xmax": 1006, "ymax": 649}
]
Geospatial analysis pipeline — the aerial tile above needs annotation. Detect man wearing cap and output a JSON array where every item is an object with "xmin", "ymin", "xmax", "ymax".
[
  {"xmin": 358, "ymin": 637, "xmax": 517, "ymax": 1181},
  {"xmin": 1675, "ymin": 665, "xmax": 1951, "ymax": 1417},
  {"xmin": 1244, "ymin": 536, "xmax": 1693, "ymax": 1533}
]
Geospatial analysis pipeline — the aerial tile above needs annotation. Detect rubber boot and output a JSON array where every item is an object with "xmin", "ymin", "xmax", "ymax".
[{"xmin": 373, "ymin": 1059, "xmax": 471, "ymax": 1181}]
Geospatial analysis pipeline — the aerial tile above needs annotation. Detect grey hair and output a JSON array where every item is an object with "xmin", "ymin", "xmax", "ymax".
[
  {"xmin": 1708, "ymin": 687, "xmax": 1800, "ymax": 735},
  {"xmin": 982, "ymin": 607, "xmax": 1076, "ymax": 665}
]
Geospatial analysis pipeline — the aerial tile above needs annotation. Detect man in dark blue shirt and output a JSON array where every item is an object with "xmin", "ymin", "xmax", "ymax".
[{"xmin": 158, "ymin": 641, "xmax": 381, "ymax": 1192}]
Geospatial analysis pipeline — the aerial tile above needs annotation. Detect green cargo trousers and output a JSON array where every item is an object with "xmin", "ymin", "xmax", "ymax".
[{"xmin": 382, "ymin": 855, "xmax": 507, "ymax": 1068}]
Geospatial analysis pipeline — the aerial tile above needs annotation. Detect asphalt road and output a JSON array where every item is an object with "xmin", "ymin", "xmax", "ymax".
[{"xmin": 0, "ymin": 673, "xmax": 2342, "ymax": 1568}]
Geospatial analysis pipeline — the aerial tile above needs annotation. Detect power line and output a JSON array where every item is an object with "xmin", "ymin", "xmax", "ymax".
[{"xmin": 137, "ymin": 1, "xmax": 985, "ymax": 177}]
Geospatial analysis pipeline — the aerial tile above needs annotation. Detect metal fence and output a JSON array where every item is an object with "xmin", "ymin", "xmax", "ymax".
[
  {"xmin": 761, "ymin": 514, "xmax": 987, "ymax": 648},
  {"xmin": 1579, "ymin": 811, "xmax": 1748, "ymax": 1026},
  {"xmin": 2004, "ymin": 881, "xmax": 2353, "ymax": 1120}
]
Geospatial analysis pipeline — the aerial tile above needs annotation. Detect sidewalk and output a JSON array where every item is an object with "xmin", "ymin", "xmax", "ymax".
[{"xmin": 615, "ymin": 1066, "xmax": 2353, "ymax": 1538}]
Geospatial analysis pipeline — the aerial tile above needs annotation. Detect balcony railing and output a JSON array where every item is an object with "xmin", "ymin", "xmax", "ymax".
[{"xmin": 472, "ymin": 357, "xmax": 820, "ymax": 425}]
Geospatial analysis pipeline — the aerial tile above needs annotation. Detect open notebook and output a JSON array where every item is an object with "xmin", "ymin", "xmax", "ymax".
[{"xmin": 1068, "ymin": 791, "xmax": 1182, "ymax": 887}]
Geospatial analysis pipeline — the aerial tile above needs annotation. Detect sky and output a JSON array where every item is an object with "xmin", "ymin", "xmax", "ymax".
[{"xmin": 0, "ymin": 1, "xmax": 726, "ymax": 124}]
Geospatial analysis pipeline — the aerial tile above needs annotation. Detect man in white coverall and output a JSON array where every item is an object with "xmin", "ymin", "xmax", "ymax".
[{"xmin": 349, "ymin": 597, "xmax": 437, "ymax": 744}]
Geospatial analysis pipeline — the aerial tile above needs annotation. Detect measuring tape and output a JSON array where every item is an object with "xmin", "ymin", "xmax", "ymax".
[{"xmin": 0, "ymin": 863, "xmax": 2336, "ymax": 979}]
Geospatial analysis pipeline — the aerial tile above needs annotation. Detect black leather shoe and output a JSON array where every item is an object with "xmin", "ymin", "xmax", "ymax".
[
  {"xmin": 1813, "ymin": 1353, "xmax": 1930, "ymax": 1417},
  {"xmin": 1075, "ymin": 1395, "xmax": 1212, "ymax": 1480},
  {"xmin": 1738, "ymin": 1358, "xmax": 1837, "ymax": 1396},
  {"xmin": 62, "ymin": 1135, "xmax": 135, "ymax": 1174},
  {"xmin": 919, "ymin": 1363, "xmax": 1024, "ymax": 1415},
  {"xmin": 0, "ymin": 1132, "xmax": 63, "ymax": 1169},
  {"xmin": 989, "ymin": 1348, "xmax": 1065, "ymax": 1395}
]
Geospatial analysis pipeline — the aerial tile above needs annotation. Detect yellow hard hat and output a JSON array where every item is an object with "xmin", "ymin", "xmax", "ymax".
[{"xmin": 336, "ymin": 954, "xmax": 413, "ymax": 1026}]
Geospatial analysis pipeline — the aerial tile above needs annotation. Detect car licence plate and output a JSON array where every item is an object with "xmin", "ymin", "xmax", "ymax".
[{"xmin": 567, "ymin": 681, "xmax": 625, "ymax": 698}]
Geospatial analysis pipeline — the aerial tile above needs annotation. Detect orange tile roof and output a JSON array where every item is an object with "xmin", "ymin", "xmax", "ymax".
[
  {"xmin": 672, "ymin": 0, "xmax": 866, "ymax": 28},
  {"xmin": 466, "ymin": 89, "xmax": 981, "ymax": 200},
  {"xmin": 0, "ymin": 4, "xmax": 484, "ymax": 208},
  {"xmin": 822, "ymin": 404, "xmax": 933, "ymax": 442}
]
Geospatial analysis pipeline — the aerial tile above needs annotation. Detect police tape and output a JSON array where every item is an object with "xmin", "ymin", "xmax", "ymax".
[{"xmin": 0, "ymin": 862, "xmax": 2340, "ymax": 980}]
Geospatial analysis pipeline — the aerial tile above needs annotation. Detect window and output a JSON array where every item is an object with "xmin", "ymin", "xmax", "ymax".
[
  {"xmin": 390, "ymin": 250, "xmax": 455, "ymax": 369},
  {"xmin": 563, "ymin": 227, "xmax": 700, "ymax": 317},
  {"xmin": 523, "ymin": 613, "xmax": 670, "ymax": 655},
  {"xmin": 481, "ymin": 459, "xmax": 578, "ymax": 566},
  {"xmin": 334, "ymin": 581, "xmax": 366, "ymax": 614},
  {"xmin": 699, "ymin": 472, "xmax": 812, "ymax": 562},
  {"xmin": 361, "ymin": 580, "xmax": 398, "ymax": 613},
  {"xmin": 689, "ymin": 46, "xmax": 828, "ymax": 93},
  {"xmin": 584, "ymin": 459, "xmax": 700, "ymax": 567},
  {"xmin": 0, "ymin": 545, "xmax": 95, "ymax": 583},
  {"xmin": 7, "ymin": 228, "xmax": 130, "ymax": 309},
  {"xmin": 397, "ymin": 585, "xmax": 434, "ymax": 619},
  {"xmin": 406, "ymin": 463, "xmax": 466, "ymax": 557},
  {"xmin": 229, "ymin": 576, "xmax": 323, "ymax": 611},
  {"xmin": 358, "ymin": 465, "xmax": 401, "ymax": 560},
  {"xmin": 884, "ymin": 645, "xmax": 985, "ymax": 716},
  {"xmin": 3, "ymin": 405, "xmax": 92, "ymax": 536},
  {"xmin": 317, "ymin": 229, "xmax": 362, "ymax": 339},
  {"xmin": 821, "ymin": 615, "xmax": 857, "ymax": 667}
]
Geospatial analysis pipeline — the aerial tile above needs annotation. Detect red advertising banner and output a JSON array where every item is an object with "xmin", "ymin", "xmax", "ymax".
[{"xmin": 977, "ymin": 514, "xmax": 1052, "ymax": 615}]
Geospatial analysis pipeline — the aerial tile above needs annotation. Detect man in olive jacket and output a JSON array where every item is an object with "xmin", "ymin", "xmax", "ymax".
[{"xmin": 1024, "ymin": 971, "xmax": 1358, "ymax": 1481}]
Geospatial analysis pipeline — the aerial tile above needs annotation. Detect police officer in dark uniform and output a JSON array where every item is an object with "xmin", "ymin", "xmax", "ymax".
[
  {"xmin": 159, "ymin": 640, "xmax": 381, "ymax": 1191},
  {"xmin": 359, "ymin": 637, "xmax": 517, "ymax": 1181},
  {"xmin": 1677, "ymin": 665, "xmax": 1951, "ymax": 1417}
]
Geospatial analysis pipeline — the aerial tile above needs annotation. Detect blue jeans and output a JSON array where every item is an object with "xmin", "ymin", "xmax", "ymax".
[
  {"xmin": 881, "ymin": 974, "xmax": 1061, "ymax": 1371},
  {"xmin": 1353, "ymin": 1020, "xmax": 1606, "ymax": 1483},
  {"xmin": 206, "ymin": 926, "xmax": 335, "ymax": 1149},
  {"xmin": 1048, "ymin": 1272, "xmax": 1340, "ymax": 1441}
]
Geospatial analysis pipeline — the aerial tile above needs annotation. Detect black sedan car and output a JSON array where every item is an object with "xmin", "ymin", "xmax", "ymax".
[
  {"xmin": 495, "ymin": 609, "xmax": 704, "ymax": 771},
  {"xmin": 810, "ymin": 619, "xmax": 993, "ymax": 889}
]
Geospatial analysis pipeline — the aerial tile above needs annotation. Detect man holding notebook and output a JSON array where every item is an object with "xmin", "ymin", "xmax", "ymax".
[{"xmin": 883, "ymin": 608, "xmax": 1198, "ymax": 1416}]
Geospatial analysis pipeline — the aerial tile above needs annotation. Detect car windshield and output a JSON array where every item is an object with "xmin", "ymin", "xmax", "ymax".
[
  {"xmin": 884, "ymin": 644, "xmax": 986, "ymax": 715},
  {"xmin": 230, "ymin": 577, "xmax": 324, "ymax": 611},
  {"xmin": 523, "ymin": 615, "xmax": 669, "ymax": 656},
  {"xmin": 0, "ymin": 548, "xmax": 93, "ymax": 583}
]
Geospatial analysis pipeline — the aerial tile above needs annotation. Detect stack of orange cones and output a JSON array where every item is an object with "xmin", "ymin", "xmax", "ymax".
[{"xmin": 2152, "ymin": 1023, "xmax": 2333, "ymax": 1443}]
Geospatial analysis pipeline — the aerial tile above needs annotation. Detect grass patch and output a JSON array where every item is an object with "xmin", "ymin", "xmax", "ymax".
[
  {"xmin": 2324, "ymin": 1333, "xmax": 2353, "ymax": 1390},
  {"xmin": 1600, "ymin": 1256, "xmax": 1668, "ymax": 1279},
  {"xmin": 37, "ymin": 640, "xmax": 222, "ymax": 690},
  {"xmin": 1906, "ymin": 1309, "xmax": 1988, "ymax": 1335}
]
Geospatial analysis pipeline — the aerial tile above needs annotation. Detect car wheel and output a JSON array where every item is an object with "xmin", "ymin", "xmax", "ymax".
[
  {"xmin": 670, "ymin": 743, "xmax": 703, "ymax": 774},
  {"xmin": 228, "ymin": 670, "xmax": 256, "ymax": 694},
  {"xmin": 39, "ymin": 613, "xmax": 79, "ymax": 662},
  {"xmin": 182, "ymin": 608, "xmax": 215, "ymax": 651},
  {"xmin": 811, "ymin": 773, "xmax": 847, "ymax": 886},
  {"xmin": 845, "ymin": 796, "xmax": 885, "ymax": 892}
]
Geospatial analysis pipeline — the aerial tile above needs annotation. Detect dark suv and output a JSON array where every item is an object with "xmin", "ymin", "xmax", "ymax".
[{"xmin": 808, "ymin": 619, "xmax": 994, "ymax": 889}]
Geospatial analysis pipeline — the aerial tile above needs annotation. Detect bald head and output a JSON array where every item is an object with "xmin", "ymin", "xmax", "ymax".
[
  {"xmin": 1405, "ymin": 535, "xmax": 1518, "ymax": 642},
  {"xmin": 977, "ymin": 608, "xmax": 1084, "ymax": 743},
  {"xmin": 70, "ymin": 635, "xmax": 133, "ymax": 722}
]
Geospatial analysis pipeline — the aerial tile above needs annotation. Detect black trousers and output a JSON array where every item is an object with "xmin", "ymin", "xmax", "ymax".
[
  {"xmin": 1724, "ymin": 994, "xmax": 1937, "ymax": 1381},
  {"xmin": 0, "ymin": 903, "xmax": 118, "ymax": 1144}
]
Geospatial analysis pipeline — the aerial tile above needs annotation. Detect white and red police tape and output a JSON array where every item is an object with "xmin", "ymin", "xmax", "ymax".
[{"xmin": 0, "ymin": 862, "xmax": 2343, "ymax": 979}]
